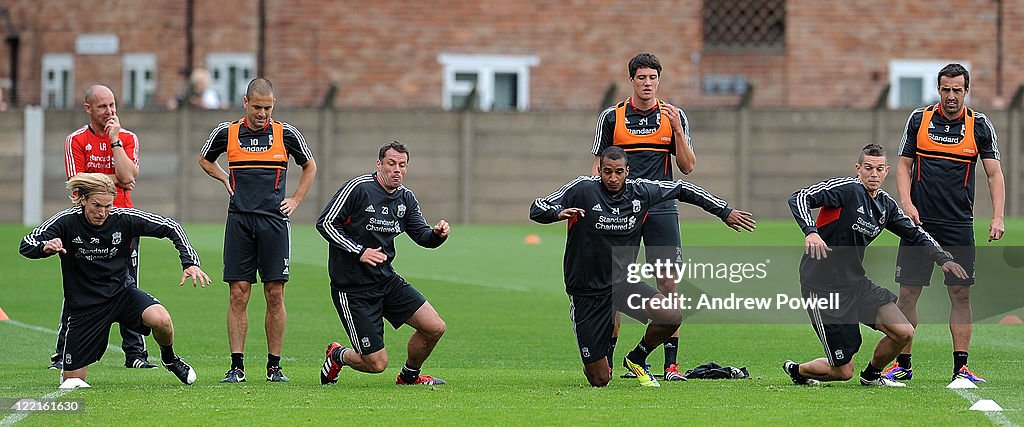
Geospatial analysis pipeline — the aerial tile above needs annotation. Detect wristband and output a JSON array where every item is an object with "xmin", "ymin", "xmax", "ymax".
[{"xmin": 111, "ymin": 140, "xmax": 123, "ymax": 148}]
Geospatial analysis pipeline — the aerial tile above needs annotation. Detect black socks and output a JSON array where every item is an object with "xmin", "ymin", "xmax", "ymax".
[
  {"xmin": 399, "ymin": 363, "xmax": 421, "ymax": 383},
  {"xmin": 231, "ymin": 352, "xmax": 244, "ymax": 371},
  {"xmin": 159, "ymin": 344, "xmax": 176, "ymax": 365},
  {"xmin": 626, "ymin": 339, "xmax": 654, "ymax": 365},
  {"xmin": 953, "ymin": 351, "xmax": 969, "ymax": 373},
  {"xmin": 896, "ymin": 353, "xmax": 912, "ymax": 369},
  {"xmin": 331, "ymin": 347, "xmax": 347, "ymax": 366},
  {"xmin": 861, "ymin": 362, "xmax": 882, "ymax": 381},
  {"xmin": 786, "ymin": 362, "xmax": 801, "ymax": 377},
  {"xmin": 664, "ymin": 337, "xmax": 679, "ymax": 368}
]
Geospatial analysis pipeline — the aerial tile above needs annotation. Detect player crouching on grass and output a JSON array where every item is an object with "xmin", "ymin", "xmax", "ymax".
[
  {"xmin": 530, "ymin": 146, "xmax": 756, "ymax": 387},
  {"xmin": 317, "ymin": 141, "xmax": 449, "ymax": 386},
  {"xmin": 20, "ymin": 173, "xmax": 211, "ymax": 385},
  {"xmin": 783, "ymin": 144, "xmax": 967, "ymax": 387}
]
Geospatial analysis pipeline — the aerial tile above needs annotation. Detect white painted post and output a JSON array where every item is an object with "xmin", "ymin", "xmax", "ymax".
[{"xmin": 23, "ymin": 106, "xmax": 44, "ymax": 226}]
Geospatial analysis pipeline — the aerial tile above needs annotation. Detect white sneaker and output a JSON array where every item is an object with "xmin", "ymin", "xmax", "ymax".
[{"xmin": 860, "ymin": 376, "xmax": 906, "ymax": 387}]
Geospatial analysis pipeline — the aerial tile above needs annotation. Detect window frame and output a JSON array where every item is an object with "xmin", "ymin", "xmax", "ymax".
[
  {"xmin": 122, "ymin": 53, "xmax": 157, "ymax": 109},
  {"xmin": 437, "ymin": 53, "xmax": 539, "ymax": 111},
  {"xmin": 41, "ymin": 53, "xmax": 74, "ymax": 109},
  {"xmin": 888, "ymin": 59, "xmax": 972, "ymax": 109},
  {"xmin": 205, "ymin": 53, "xmax": 256, "ymax": 107}
]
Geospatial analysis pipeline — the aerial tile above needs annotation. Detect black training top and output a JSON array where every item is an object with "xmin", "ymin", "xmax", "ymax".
[
  {"xmin": 531, "ymin": 176, "xmax": 732, "ymax": 296},
  {"xmin": 789, "ymin": 176, "xmax": 952, "ymax": 291},
  {"xmin": 21, "ymin": 207, "xmax": 200, "ymax": 312},
  {"xmin": 317, "ymin": 173, "xmax": 446, "ymax": 292},
  {"xmin": 201, "ymin": 118, "xmax": 314, "ymax": 219},
  {"xmin": 898, "ymin": 106, "xmax": 999, "ymax": 225}
]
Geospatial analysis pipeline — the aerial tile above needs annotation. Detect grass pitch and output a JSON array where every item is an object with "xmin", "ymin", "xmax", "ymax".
[{"xmin": 2, "ymin": 220, "xmax": 1022, "ymax": 425}]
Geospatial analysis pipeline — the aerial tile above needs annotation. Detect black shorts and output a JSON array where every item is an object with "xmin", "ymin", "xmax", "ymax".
[
  {"xmin": 61, "ymin": 288, "xmax": 160, "ymax": 371},
  {"xmin": 223, "ymin": 212, "xmax": 291, "ymax": 284},
  {"xmin": 896, "ymin": 222, "xmax": 975, "ymax": 286},
  {"xmin": 802, "ymin": 280, "xmax": 896, "ymax": 367},
  {"xmin": 569, "ymin": 281, "xmax": 660, "ymax": 365},
  {"xmin": 331, "ymin": 276, "xmax": 427, "ymax": 355},
  {"xmin": 642, "ymin": 212, "xmax": 682, "ymax": 266}
]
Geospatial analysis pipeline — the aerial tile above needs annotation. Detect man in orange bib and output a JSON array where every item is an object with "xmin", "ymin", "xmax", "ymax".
[
  {"xmin": 884, "ymin": 64, "xmax": 1004, "ymax": 383},
  {"xmin": 590, "ymin": 53, "xmax": 697, "ymax": 381},
  {"xmin": 199, "ymin": 78, "xmax": 317, "ymax": 383}
]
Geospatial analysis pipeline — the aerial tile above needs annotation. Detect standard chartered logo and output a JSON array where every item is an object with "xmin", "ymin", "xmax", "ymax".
[
  {"xmin": 595, "ymin": 215, "xmax": 636, "ymax": 231},
  {"xmin": 366, "ymin": 217, "xmax": 402, "ymax": 233}
]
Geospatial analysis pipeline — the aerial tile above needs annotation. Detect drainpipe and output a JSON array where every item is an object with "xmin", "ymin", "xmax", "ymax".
[{"xmin": 1, "ymin": 7, "xmax": 19, "ymax": 106}]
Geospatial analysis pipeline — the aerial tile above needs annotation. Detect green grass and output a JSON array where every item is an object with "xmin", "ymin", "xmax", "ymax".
[{"xmin": 2, "ymin": 220, "xmax": 1023, "ymax": 425}]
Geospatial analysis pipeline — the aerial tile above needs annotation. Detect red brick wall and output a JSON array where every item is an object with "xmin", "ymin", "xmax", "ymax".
[
  {"xmin": 999, "ymin": 0, "xmax": 1024, "ymax": 106},
  {"xmin": 785, "ymin": 0, "xmax": 1000, "ymax": 108},
  {"xmin": 0, "ymin": 0, "xmax": 1015, "ymax": 110},
  {"xmin": 1, "ymin": 0, "xmax": 703, "ymax": 110},
  {"xmin": 1, "ymin": 0, "xmax": 190, "ymax": 107},
  {"xmin": 260, "ymin": 0, "xmax": 702, "ymax": 110}
]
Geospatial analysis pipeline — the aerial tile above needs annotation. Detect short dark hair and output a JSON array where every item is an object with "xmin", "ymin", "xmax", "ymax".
[
  {"xmin": 938, "ymin": 63, "xmax": 970, "ymax": 89},
  {"xmin": 600, "ymin": 146, "xmax": 628, "ymax": 166},
  {"xmin": 246, "ymin": 77, "xmax": 274, "ymax": 98},
  {"xmin": 628, "ymin": 52, "xmax": 662, "ymax": 79},
  {"xmin": 858, "ymin": 144, "xmax": 886, "ymax": 163},
  {"xmin": 378, "ymin": 141, "xmax": 409, "ymax": 161}
]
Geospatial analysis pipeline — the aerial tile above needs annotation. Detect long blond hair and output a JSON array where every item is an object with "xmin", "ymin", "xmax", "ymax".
[{"xmin": 68, "ymin": 173, "xmax": 116, "ymax": 205}]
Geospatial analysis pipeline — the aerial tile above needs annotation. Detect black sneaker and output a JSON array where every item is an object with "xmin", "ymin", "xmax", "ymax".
[
  {"xmin": 267, "ymin": 366, "xmax": 289, "ymax": 382},
  {"xmin": 126, "ymin": 358, "xmax": 158, "ymax": 369},
  {"xmin": 221, "ymin": 368, "xmax": 246, "ymax": 383},
  {"xmin": 163, "ymin": 357, "xmax": 197, "ymax": 385}
]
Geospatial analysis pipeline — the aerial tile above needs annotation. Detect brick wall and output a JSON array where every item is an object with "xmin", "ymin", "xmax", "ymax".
[
  {"xmin": 786, "ymin": 0, "xmax": 999, "ymax": 108},
  {"xmin": 259, "ymin": 0, "xmax": 703, "ymax": 110},
  {"xmin": 0, "ymin": 1, "xmax": 1019, "ymax": 110},
  {"xmin": 1, "ymin": 1, "xmax": 191, "ymax": 108}
]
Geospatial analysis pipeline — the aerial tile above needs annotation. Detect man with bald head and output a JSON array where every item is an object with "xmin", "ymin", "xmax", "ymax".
[
  {"xmin": 56, "ymin": 84, "xmax": 152, "ymax": 370},
  {"xmin": 200, "ymin": 77, "xmax": 317, "ymax": 383}
]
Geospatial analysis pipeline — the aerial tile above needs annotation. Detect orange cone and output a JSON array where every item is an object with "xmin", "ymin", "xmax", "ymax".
[
  {"xmin": 0, "ymin": 307, "xmax": 8, "ymax": 321},
  {"xmin": 524, "ymin": 234, "xmax": 542, "ymax": 245}
]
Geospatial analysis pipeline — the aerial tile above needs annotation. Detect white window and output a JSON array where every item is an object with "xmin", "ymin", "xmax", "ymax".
[
  {"xmin": 206, "ymin": 53, "xmax": 255, "ymax": 107},
  {"xmin": 41, "ymin": 54, "xmax": 74, "ymax": 109},
  {"xmin": 122, "ymin": 54, "xmax": 156, "ymax": 109},
  {"xmin": 888, "ymin": 59, "xmax": 971, "ymax": 109},
  {"xmin": 437, "ymin": 54, "xmax": 539, "ymax": 111}
]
